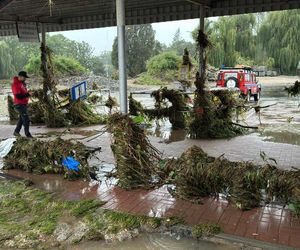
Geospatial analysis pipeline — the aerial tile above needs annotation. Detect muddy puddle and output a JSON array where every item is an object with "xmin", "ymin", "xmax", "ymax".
[
  {"xmin": 4, "ymin": 166, "xmax": 116, "ymax": 201},
  {"xmin": 63, "ymin": 233, "xmax": 239, "ymax": 250}
]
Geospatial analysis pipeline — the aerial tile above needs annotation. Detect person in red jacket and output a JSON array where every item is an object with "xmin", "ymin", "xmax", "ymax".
[{"xmin": 11, "ymin": 71, "xmax": 33, "ymax": 138}]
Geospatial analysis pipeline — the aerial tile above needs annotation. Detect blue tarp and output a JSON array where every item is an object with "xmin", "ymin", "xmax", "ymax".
[{"xmin": 62, "ymin": 157, "xmax": 80, "ymax": 171}]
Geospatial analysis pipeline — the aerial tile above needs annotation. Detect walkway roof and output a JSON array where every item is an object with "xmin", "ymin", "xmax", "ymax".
[{"xmin": 0, "ymin": 0, "xmax": 299, "ymax": 36}]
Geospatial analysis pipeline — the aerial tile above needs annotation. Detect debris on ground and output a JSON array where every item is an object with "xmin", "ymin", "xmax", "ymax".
[
  {"xmin": 105, "ymin": 95, "xmax": 118, "ymax": 113},
  {"xmin": 3, "ymin": 137, "xmax": 97, "ymax": 180},
  {"xmin": 7, "ymin": 95, "xmax": 19, "ymax": 121},
  {"xmin": 285, "ymin": 80, "xmax": 300, "ymax": 97},
  {"xmin": 107, "ymin": 113, "xmax": 161, "ymax": 189},
  {"xmin": 169, "ymin": 145, "xmax": 300, "ymax": 212},
  {"xmin": 187, "ymin": 30, "xmax": 245, "ymax": 138},
  {"xmin": 129, "ymin": 87, "xmax": 190, "ymax": 129},
  {"xmin": 190, "ymin": 74, "xmax": 245, "ymax": 138},
  {"xmin": 192, "ymin": 224, "xmax": 221, "ymax": 239},
  {"xmin": 7, "ymin": 45, "xmax": 105, "ymax": 127},
  {"xmin": 87, "ymin": 94, "xmax": 102, "ymax": 105},
  {"xmin": 67, "ymin": 100, "xmax": 106, "ymax": 125}
]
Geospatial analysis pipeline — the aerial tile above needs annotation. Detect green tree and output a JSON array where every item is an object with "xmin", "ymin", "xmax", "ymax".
[
  {"xmin": 0, "ymin": 41, "xmax": 15, "ymax": 79},
  {"xmin": 89, "ymin": 56, "xmax": 105, "ymax": 75},
  {"xmin": 111, "ymin": 24, "xmax": 161, "ymax": 77},
  {"xmin": 258, "ymin": 10, "xmax": 300, "ymax": 74},
  {"xmin": 169, "ymin": 28, "xmax": 196, "ymax": 56}
]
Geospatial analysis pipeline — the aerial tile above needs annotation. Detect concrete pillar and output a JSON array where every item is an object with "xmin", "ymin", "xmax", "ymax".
[
  {"xmin": 116, "ymin": 0, "xmax": 128, "ymax": 114},
  {"xmin": 199, "ymin": 5, "xmax": 205, "ymax": 75}
]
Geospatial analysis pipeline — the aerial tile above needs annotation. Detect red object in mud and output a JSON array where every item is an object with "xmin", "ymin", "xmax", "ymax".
[
  {"xmin": 195, "ymin": 107, "xmax": 204, "ymax": 114},
  {"xmin": 216, "ymin": 66, "xmax": 261, "ymax": 102}
]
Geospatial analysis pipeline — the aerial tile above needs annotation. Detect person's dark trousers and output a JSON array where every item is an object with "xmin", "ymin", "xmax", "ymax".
[{"xmin": 14, "ymin": 104, "xmax": 30, "ymax": 136}]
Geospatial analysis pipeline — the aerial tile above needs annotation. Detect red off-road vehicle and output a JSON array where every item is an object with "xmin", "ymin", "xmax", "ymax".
[{"xmin": 216, "ymin": 66, "xmax": 261, "ymax": 101}]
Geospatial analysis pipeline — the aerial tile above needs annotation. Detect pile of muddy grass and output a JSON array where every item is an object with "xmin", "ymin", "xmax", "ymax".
[
  {"xmin": 3, "ymin": 137, "xmax": 93, "ymax": 180},
  {"xmin": 171, "ymin": 146, "xmax": 300, "ymax": 212},
  {"xmin": 107, "ymin": 113, "xmax": 161, "ymax": 189}
]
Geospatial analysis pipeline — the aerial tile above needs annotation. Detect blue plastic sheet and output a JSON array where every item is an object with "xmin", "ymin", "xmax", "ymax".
[{"xmin": 62, "ymin": 156, "xmax": 80, "ymax": 171}]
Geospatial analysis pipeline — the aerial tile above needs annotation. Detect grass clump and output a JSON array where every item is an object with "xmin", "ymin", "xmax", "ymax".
[
  {"xmin": 103, "ymin": 211, "xmax": 163, "ymax": 234},
  {"xmin": 70, "ymin": 200, "xmax": 105, "ymax": 217},
  {"xmin": 3, "ymin": 137, "xmax": 94, "ymax": 180},
  {"xmin": 192, "ymin": 224, "xmax": 221, "ymax": 239},
  {"xmin": 0, "ymin": 180, "xmax": 108, "ymax": 248},
  {"xmin": 0, "ymin": 181, "xmax": 64, "ymax": 238},
  {"xmin": 133, "ymin": 73, "xmax": 166, "ymax": 85}
]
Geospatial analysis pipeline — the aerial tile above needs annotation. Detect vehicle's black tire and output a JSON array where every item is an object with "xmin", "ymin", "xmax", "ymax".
[
  {"xmin": 225, "ymin": 77, "xmax": 239, "ymax": 88},
  {"xmin": 254, "ymin": 92, "xmax": 260, "ymax": 102}
]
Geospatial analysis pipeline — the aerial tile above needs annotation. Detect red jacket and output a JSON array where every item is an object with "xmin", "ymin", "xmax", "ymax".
[{"xmin": 11, "ymin": 76, "xmax": 30, "ymax": 105}]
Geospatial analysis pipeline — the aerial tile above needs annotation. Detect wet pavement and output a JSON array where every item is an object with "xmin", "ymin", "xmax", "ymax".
[
  {"xmin": 5, "ymin": 169, "xmax": 300, "ymax": 249},
  {"xmin": 1, "ymin": 86, "xmax": 300, "ymax": 248}
]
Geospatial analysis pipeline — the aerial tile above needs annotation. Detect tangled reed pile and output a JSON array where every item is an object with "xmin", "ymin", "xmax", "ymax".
[
  {"xmin": 107, "ymin": 113, "xmax": 161, "ymax": 189},
  {"xmin": 105, "ymin": 114, "xmax": 298, "ymax": 213},
  {"xmin": 285, "ymin": 80, "xmax": 300, "ymax": 97},
  {"xmin": 7, "ymin": 95, "xmax": 45, "ymax": 124},
  {"xmin": 190, "ymin": 75, "xmax": 244, "ymax": 138},
  {"xmin": 129, "ymin": 87, "xmax": 190, "ymax": 129},
  {"xmin": 3, "ymin": 137, "xmax": 93, "ymax": 180},
  {"xmin": 170, "ymin": 146, "xmax": 300, "ymax": 211},
  {"xmin": 7, "ymin": 44, "xmax": 103, "ymax": 127},
  {"xmin": 187, "ymin": 30, "xmax": 245, "ymax": 138}
]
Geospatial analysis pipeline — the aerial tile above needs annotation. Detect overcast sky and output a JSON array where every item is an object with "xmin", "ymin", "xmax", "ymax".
[{"xmin": 52, "ymin": 18, "xmax": 202, "ymax": 55}]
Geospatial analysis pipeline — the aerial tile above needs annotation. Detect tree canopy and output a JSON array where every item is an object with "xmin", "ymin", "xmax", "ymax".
[
  {"xmin": 199, "ymin": 10, "xmax": 300, "ymax": 74},
  {"xmin": 0, "ymin": 34, "xmax": 106, "ymax": 79},
  {"xmin": 111, "ymin": 24, "xmax": 162, "ymax": 77}
]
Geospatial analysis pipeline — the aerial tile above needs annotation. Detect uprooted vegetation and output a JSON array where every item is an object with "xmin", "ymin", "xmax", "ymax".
[
  {"xmin": 107, "ymin": 113, "xmax": 161, "ymax": 189},
  {"xmin": 285, "ymin": 80, "xmax": 300, "ymax": 97},
  {"xmin": 129, "ymin": 88, "xmax": 190, "ymax": 129},
  {"xmin": 3, "ymin": 137, "xmax": 96, "ymax": 180},
  {"xmin": 129, "ymin": 86, "xmax": 245, "ymax": 135},
  {"xmin": 7, "ymin": 44, "xmax": 105, "ymax": 127},
  {"xmin": 106, "ymin": 114, "xmax": 299, "ymax": 214},
  {"xmin": 166, "ymin": 145, "xmax": 300, "ymax": 212}
]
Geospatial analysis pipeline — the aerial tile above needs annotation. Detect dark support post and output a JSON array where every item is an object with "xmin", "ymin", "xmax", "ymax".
[
  {"xmin": 199, "ymin": 5, "xmax": 205, "ymax": 75},
  {"xmin": 41, "ymin": 23, "xmax": 46, "ymax": 45},
  {"xmin": 116, "ymin": 0, "xmax": 128, "ymax": 113}
]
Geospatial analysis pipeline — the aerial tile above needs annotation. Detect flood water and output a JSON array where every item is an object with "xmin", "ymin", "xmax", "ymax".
[{"xmin": 64, "ymin": 234, "xmax": 240, "ymax": 250}]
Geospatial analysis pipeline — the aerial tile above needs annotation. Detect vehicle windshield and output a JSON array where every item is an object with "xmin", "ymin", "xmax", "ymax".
[{"xmin": 224, "ymin": 72, "xmax": 238, "ymax": 79}]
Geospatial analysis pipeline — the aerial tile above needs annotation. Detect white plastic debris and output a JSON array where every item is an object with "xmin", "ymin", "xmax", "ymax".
[
  {"xmin": 0, "ymin": 138, "xmax": 16, "ymax": 158},
  {"xmin": 0, "ymin": 138, "xmax": 16, "ymax": 170}
]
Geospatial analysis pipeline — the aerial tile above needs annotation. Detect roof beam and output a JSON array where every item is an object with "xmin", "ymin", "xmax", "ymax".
[
  {"xmin": 0, "ymin": 0, "xmax": 14, "ymax": 11},
  {"xmin": 185, "ymin": 0, "xmax": 209, "ymax": 7}
]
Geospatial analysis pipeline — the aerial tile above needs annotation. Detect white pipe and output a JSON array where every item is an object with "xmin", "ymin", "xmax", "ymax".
[{"xmin": 116, "ymin": 0, "xmax": 128, "ymax": 113}]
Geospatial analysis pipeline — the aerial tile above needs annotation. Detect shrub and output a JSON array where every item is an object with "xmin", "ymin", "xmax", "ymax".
[
  {"xmin": 146, "ymin": 51, "xmax": 181, "ymax": 79},
  {"xmin": 25, "ymin": 55, "xmax": 87, "ymax": 76},
  {"xmin": 133, "ymin": 73, "xmax": 166, "ymax": 85}
]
